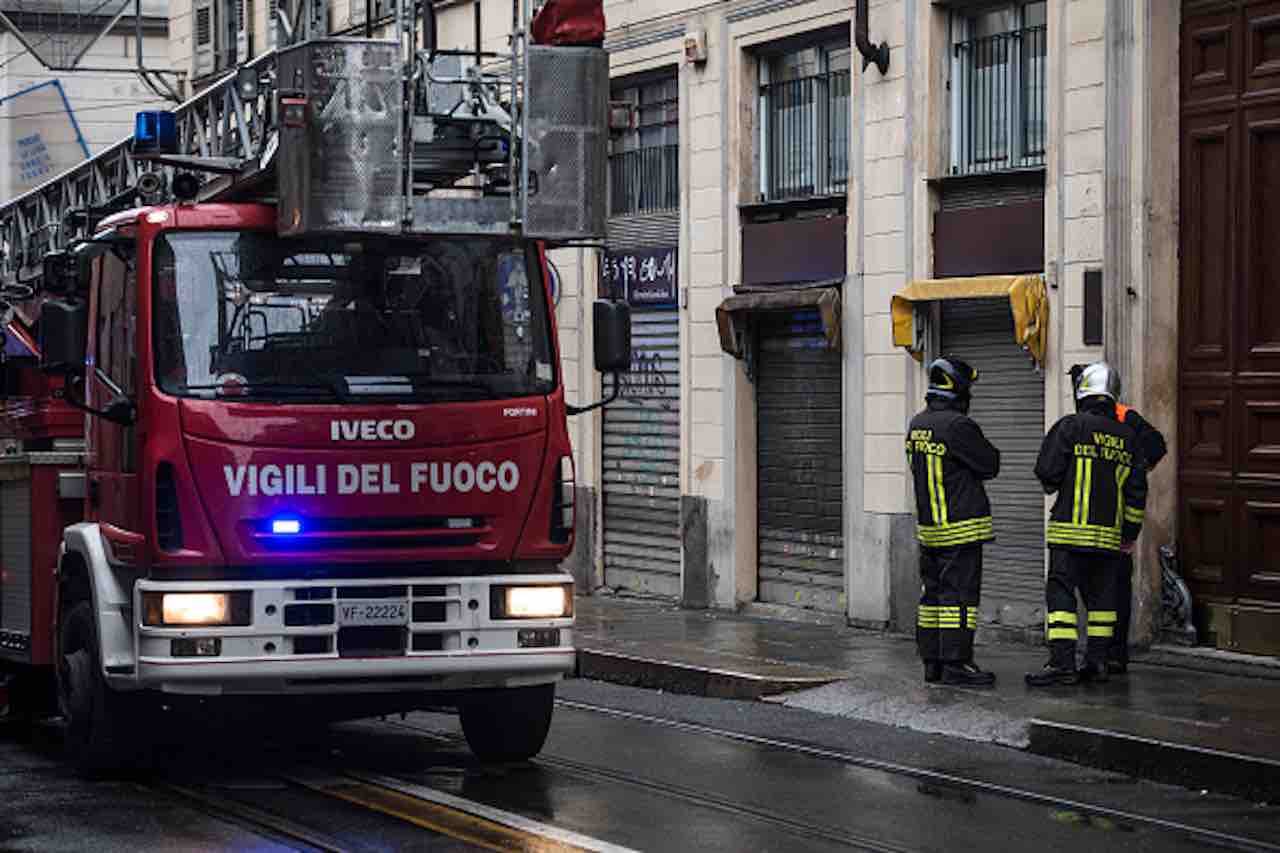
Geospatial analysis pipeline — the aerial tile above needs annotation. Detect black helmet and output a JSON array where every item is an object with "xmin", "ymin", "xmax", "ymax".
[{"xmin": 927, "ymin": 356, "xmax": 978, "ymax": 404}]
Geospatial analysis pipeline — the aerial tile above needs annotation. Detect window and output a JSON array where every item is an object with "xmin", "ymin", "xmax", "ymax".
[
  {"xmin": 94, "ymin": 248, "xmax": 138, "ymax": 472},
  {"xmin": 609, "ymin": 76, "xmax": 679, "ymax": 217},
  {"xmin": 194, "ymin": 0, "xmax": 247, "ymax": 78},
  {"xmin": 950, "ymin": 2, "xmax": 1046, "ymax": 175},
  {"xmin": 758, "ymin": 41, "xmax": 851, "ymax": 202}
]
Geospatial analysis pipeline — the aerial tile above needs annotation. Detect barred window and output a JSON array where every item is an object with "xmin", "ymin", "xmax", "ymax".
[
  {"xmin": 950, "ymin": 2, "xmax": 1047, "ymax": 175},
  {"xmin": 757, "ymin": 40, "xmax": 851, "ymax": 203}
]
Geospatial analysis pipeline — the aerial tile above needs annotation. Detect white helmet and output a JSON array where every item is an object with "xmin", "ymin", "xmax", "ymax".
[{"xmin": 1075, "ymin": 361, "xmax": 1120, "ymax": 403}]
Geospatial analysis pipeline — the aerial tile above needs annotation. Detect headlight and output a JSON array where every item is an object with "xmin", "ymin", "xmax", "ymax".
[
  {"xmin": 142, "ymin": 592, "xmax": 251, "ymax": 626},
  {"xmin": 491, "ymin": 585, "xmax": 572, "ymax": 619}
]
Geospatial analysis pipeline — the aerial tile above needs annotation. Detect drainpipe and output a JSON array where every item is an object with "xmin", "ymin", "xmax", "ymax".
[{"xmin": 855, "ymin": 0, "xmax": 890, "ymax": 75}]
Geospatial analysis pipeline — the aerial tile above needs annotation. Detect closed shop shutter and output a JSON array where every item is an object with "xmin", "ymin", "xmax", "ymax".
[
  {"xmin": 602, "ymin": 307, "xmax": 682, "ymax": 597},
  {"xmin": 756, "ymin": 310, "xmax": 844, "ymax": 612},
  {"xmin": 940, "ymin": 298, "xmax": 1046, "ymax": 627},
  {"xmin": 606, "ymin": 212, "xmax": 679, "ymax": 249}
]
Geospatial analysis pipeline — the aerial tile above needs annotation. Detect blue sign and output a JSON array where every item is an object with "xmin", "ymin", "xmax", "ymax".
[{"xmin": 601, "ymin": 246, "xmax": 677, "ymax": 306}]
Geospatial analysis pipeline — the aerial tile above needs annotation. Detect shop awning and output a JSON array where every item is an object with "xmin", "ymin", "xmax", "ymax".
[
  {"xmin": 890, "ymin": 274, "xmax": 1048, "ymax": 367},
  {"xmin": 716, "ymin": 286, "xmax": 841, "ymax": 358}
]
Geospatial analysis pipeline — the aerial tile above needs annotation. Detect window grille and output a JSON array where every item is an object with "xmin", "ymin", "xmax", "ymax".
[{"xmin": 950, "ymin": 2, "xmax": 1047, "ymax": 175}]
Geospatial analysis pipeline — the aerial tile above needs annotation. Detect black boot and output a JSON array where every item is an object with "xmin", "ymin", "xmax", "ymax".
[
  {"xmin": 1079, "ymin": 661, "xmax": 1110, "ymax": 684},
  {"xmin": 942, "ymin": 662, "xmax": 996, "ymax": 687},
  {"xmin": 1025, "ymin": 662, "xmax": 1079, "ymax": 687},
  {"xmin": 1105, "ymin": 658, "xmax": 1128, "ymax": 675},
  {"xmin": 924, "ymin": 660, "xmax": 943, "ymax": 683}
]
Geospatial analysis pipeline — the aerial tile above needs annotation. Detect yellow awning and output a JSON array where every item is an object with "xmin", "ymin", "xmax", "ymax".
[{"xmin": 891, "ymin": 274, "xmax": 1048, "ymax": 367}]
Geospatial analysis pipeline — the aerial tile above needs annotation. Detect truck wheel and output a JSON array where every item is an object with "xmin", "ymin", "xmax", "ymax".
[
  {"xmin": 57, "ymin": 601, "xmax": 148, "ymax": 776},
  {"xmin": 459, "ymin": 683, "xmax": 555, "ymax": 763}
]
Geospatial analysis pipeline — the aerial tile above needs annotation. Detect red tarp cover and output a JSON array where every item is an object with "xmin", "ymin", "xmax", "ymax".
[{"xmin": 531, "ymin": 0, "xmax": 605, "ymax": 46}]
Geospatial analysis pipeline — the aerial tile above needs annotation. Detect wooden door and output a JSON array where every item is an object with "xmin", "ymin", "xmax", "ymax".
[{"xmin": 1180, "ymin": 0, "xmax": 1280, "ymax": 651}]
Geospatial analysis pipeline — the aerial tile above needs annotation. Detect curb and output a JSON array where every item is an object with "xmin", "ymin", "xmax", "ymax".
[
  {"xmin": 575, "ymin": 648, "xmax": 839, "ymax": 701},
  {"xmin": 1028, "ymin": 718, "xmax": 1280, "ymax": 803}
]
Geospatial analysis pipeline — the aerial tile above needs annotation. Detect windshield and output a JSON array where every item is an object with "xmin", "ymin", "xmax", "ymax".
[{"xmin": 152, "ymin": 231, "xmax": 555, "ymax": 403}]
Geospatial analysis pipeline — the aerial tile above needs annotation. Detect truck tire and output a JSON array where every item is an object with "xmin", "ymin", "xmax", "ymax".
[
  {"xmin": 57, "ymin": 601, "xmax": 148, "ymax": 776},
  {"xmin": 459, "ymin": 683, "xmax": 555, "ymax": 763}
]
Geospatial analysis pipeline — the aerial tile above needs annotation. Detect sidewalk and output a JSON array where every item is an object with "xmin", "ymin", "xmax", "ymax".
[{"xmin": 573, "ymin": 595, "xmax": 1280, "ymax": 803}]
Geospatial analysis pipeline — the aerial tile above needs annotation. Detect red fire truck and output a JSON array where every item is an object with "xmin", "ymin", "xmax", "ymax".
[{"xmin": 0, "ymin": 0, "xmax": 625, "ymax": 773}]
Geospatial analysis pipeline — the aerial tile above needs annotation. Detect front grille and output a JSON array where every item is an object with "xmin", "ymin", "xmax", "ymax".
[
  {"xmin": 413, "ymin": 602, "xmax": 448, "ymax": 623},
  {"xmin": 252, "ymin": 516, "xmax": 488, "ymax": 552},
  {"xmin": 338, "ymin": 585, "xmax": 407, "ymax": 599},
  {"xmin": 412, "ymin": 633, "xmax": 446, "ymax": 652},
  {"xmin": 339, "ymin": 626, "xmax": 406, "ymax": 658},
  {"xmin": 284, "ymin": 603, "xmax": 335, "ymax": 627},
  {"xmin": 259, "ymin": 534, "xmax": 482, "ymax": 552},
  {"xmin": 293, "ymin": 636, "xmax": 332, "ymax": 655}
]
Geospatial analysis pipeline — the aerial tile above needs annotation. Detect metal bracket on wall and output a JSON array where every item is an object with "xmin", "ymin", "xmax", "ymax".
[{"xmin": 855, "ymin": 0, "xmax": 890, "ymax": 75}]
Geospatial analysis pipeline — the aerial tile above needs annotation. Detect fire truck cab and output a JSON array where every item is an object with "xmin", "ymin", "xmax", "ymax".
[{"xmin": 0, "ymin": 0, "xmax": 627, "ymax": 773}]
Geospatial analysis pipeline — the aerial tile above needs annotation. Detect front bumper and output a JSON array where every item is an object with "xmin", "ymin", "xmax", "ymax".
[{"xmin": 123, "ymin": 574, "xmax": 574, "ymax": 696}]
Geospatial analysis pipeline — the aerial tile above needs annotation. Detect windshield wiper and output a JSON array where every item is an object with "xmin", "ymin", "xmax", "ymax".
[
  {"xmin": 183, "ymin": 380, "xmax": 347, "ymax": 400},
  {"xmin": 345, "ymin": 374, "xmax": 501, "ymax": 398}
]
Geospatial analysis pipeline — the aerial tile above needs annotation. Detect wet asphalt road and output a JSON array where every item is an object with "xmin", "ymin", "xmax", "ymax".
[{"xmin": 2, "ymin": 678, "xmax": 1279, "ymax": 852}]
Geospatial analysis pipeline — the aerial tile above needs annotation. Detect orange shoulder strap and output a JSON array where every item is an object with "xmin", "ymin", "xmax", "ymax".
[{"xmin": 1116, "ymin": 403, "xmax": 1131, "ymax": 421}]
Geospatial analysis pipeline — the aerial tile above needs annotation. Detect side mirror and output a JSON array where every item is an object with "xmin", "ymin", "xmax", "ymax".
[
  {"xmin": 100, "ymin": 393, "xmax": 137, "ymax": 427},
  {"xmin": 42, "ymin": 251, "xmax": 79, "ymax": 295},
  {"xmin": 39, "ymin": 300, "xmax": 88, "ymax": 376},
  {"xmin": 593, "ymin": 300, "xmax": 632, "ymax": 374}
]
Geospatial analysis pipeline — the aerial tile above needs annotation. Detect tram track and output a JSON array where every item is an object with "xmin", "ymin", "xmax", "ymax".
[
  {"xmin": 381, "ymin": 698, "xmax": 1280, "ymax": 853},
  {"xmin": 548, "ymin": 699, "xmax": 1280, "ymax": 853}
]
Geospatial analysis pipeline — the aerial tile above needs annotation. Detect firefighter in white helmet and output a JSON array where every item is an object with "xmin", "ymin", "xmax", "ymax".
[{"xmin": 1027, "ymin": 362, "xmax": 1149, "ymax": 686}]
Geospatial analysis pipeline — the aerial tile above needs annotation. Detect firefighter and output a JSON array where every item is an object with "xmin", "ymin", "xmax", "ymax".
[
  {"xmin": 907, "ymin": 356, "xmax": 1000, "ymax": 687},
  {"xmin": 1067, "ymin": 364, "xmax": 1168, "ymax": 674},
  {"xmin": 1027, "ymin": 362, "xmax": 1148, "ymax": 686}
]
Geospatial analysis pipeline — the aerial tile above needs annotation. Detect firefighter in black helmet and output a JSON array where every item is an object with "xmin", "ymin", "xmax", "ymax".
[
  {"xmin": 1027, "ymin": 362, "xmax": 1149, "ymax": 686},
  {"xmin": 1067, "ymin": 363, "xmax": 1167, "ymax": 674},
  {"xmin": 906, "ymin": 356, "xmax": 1000, "ymax": 686}
]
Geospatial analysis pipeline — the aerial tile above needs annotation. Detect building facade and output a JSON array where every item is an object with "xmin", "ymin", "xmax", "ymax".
[
  {"xmin": 163, "ymin": 0, "xmax": 1279, "ymax": 656},
  {"xmin": 1, "ymin": 0, "xmax": 170, "ymax": 202}
]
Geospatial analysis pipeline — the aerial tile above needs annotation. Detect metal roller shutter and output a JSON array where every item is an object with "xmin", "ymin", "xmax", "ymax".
[
  {"xmin": 940, "ymin": 299, "xmax": 1046, "ymax": 626},
  {"xmin": 607, "ymin": 212, "xmax": 679, "ymax": 249},
  {"xmin": 602, "ymin": 307, "xmax": 682, "ymax": 597},
  {"xmin": 756, "ymin": 310, "xmax": 844, "ymax": 612}
]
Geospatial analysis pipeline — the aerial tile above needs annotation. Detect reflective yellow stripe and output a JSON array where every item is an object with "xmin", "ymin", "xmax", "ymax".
[
  {"xmin": 1082, "ymin": 457, "xmax": 1093, "ymax": 526},
  {"xmin": 966, "ymin": 611, "xmax": 978, "ymax": 628},
  {"xmin": 1047, "ymin": 522, "xmax": 1123, "ymax": 550},
  {"xmin": 1048, "ymin": 627, "xmax": 1078, "ymax": 641},
  {"xmin": 927, "ymin": 455, "xmax": 942, "ymax": 525},
  {"xmin": 1089, "ymin": 611, "xmax": 1117, "ymax": 623},
  {"xmin": 1087, "ymin": 625, "xmax": 1115, "ymax": 637},
  {"xmin": 934, "ymin": 456, "xmax": 949, "ymax": 525},
  {"xmin": 1124, "ymin": 507, "xmax": 1144, "ymax": 524},
  {"xmin": 1115, "ymin": 466, "xmax": 1130, "ymax": 528},
  {"xmin": 917, "ymin": 517, "xmax": 994, "ymax": 547},
  {"xmin": 1073, "ymin": 458, "xmax": 1084, "ymax": 524},
  {"xmin": 918, "ymin": 605, "xmax": 939, "ymax": 627},
  {"xmin": 1048, "ymin": 610, "xmax": 1076, "ymax": 624}
]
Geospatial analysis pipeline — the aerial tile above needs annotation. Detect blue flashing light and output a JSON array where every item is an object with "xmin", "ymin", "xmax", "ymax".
[
  {"xmin": 271, "ymin": 518, "xmax": 302, "ymax": 535},
  {"xmin": 134, "ymin": 110, "xmax": 177, "ymax": 155}
]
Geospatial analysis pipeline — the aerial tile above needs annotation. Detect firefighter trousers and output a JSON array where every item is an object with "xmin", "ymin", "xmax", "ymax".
[
  {"xmin": 1109, "ymin": 553, "xmax": 1134, "ymax": 665},
  {"xmin": 1045, "ymin": 548, "xmax": 1120, "ymax": 668},
  {"xmin": 917, "ymin": 545, "xmax": 982, "ymax": 664}
]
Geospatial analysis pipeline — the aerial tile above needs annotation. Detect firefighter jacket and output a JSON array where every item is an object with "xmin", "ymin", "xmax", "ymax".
[
  {"xmin": 1036, "ymin": 405, "xmax": 1149, "ymax": 552},
  {"xmin": 1116, "ymin": 404, "xmax": 1168, "ymax": 470},
  {"xmin": 906, "ymin": 400, "xmax": 1001, "ymax": 549}
]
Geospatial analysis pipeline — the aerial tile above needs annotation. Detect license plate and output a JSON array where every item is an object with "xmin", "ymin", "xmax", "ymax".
[{"xmin": 337, "ymin": 600, "xmax": 408, "ymax": 627}]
